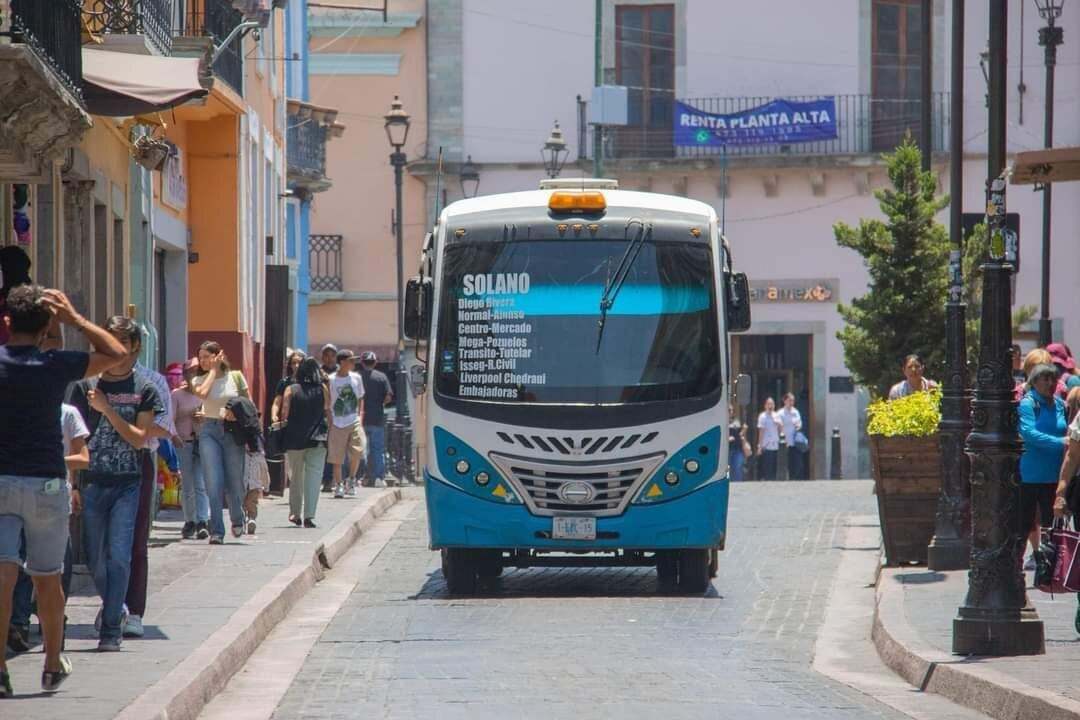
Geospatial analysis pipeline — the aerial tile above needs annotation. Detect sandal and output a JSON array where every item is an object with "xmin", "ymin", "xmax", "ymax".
[{"xmin": 289, "ymin": 515, "xmax": 302, "ymax": 526}]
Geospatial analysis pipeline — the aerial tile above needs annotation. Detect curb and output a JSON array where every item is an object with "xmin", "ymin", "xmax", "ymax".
[
  {"xmin": 872, "ymin": 565, "xmax": 1080, "ymax": 720},
  {"xmin": 115, "ymin": 488, "xmax": 402, "ymax": 720}
]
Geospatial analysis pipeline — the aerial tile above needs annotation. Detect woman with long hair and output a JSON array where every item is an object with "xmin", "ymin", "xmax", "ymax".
[
  {"xmin": 271, "ymin": 350, "xmax": 305, "ymax": 423},
  {"xmin": 189, "ymin": 341, "xmax": 249, "ymax": 544},
  {"xmin": 171, "ymin": 358, "xmax": 209, "ymax": 539},
  {"xmin": 282, "ymin": 357, "xmax": 331, "ymax": 528}
]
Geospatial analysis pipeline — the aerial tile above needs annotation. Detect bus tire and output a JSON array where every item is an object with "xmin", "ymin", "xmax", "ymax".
[
  {"xmin": 476, "ymin": 551, "xmax": 504, "ymax": 579},
  {"xmin": 677, "ymin": 549, "xmax": 711, "ymax": 594},
  {"xmin": 442, "ymin": 548, "xmax": 479, "ymax": 595},
  {"xmin": 708, "ymin": 548, "xmax": 719, "ymax": 578}
]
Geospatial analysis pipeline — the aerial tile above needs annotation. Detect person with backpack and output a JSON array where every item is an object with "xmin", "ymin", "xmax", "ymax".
[
  {"xmin": 69, "ymin": 316, "xmax": 167, "ymax": 653},
  {"xmin": 189, "ymin": 341, "xmax": 250, "ymax": 544}
]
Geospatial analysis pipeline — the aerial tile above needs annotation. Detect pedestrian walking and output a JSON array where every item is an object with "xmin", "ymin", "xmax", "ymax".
[
  {"xmin": 358, "ymin": 351, "xmax": 393, "ymax": 487},
  {"xmin": 189, "ymin": 341, "xmax": 250, "ymax": 544},
  {"xmin": 318, "ymin": 344, "xmax": 338, "ymax": 492},
  {"xmin": 1017, "ymin": 363, "xmax": 1067, "ymax": 568},
  {"xmin": 271, "ymin": 350, "xmax": 305, "ymax": 424},
  {"xmin": 778, "ymin": 393, "xmax": 804, "ymax": 480},
  {"xmin": 282, "ymin": 358, "xmax": 331, "ymax": 527},
  {"xmin": 328, "ymin": 349, "xmax": 366, "ymax": 498},
  {"xmin": 888, "ymin": 354, "xmax": 938, "ymax": 400},
  {"xmin": 172, "ymin": 359, "xmax": 209, "ymax": 540},
  {"xmin": 69, "ymin": 316, "xmax": 167, "ymax": 653},
  {"xmin": 755, "ymin": 397, "xmax": 782, "ymax": 481},
  {"xmin": 224, "ymin": 396, "xmax": 267, "ymax": 535},
  {"xmin": 728, "ymin": 406, "xmax": 749, "ymax": 482},
  {"xmin": 1054, "ymin": 387, "xmax": 1080, "ymax": 634},
  {"xmin": 8, "ymin": 402, "xmax": 89, "ymax": 654},
  {"xmin": 0, "ymin": 286, "xmax": 126, "ymax": 694}
]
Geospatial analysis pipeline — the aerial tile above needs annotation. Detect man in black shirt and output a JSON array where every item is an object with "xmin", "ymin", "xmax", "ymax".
[
  {"xmin": 69, "ymin": 317, "xmax": 166, "ymax": 652},
  {"xmin": 358, "ymin": 352, "xmax": 393, "ymax": 487},
  {"xmin": 0, "ymin": 286, "xmax": 127, "ymax": 695}
]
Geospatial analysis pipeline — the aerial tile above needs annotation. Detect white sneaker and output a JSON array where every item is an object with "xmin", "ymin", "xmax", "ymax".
[
  {"xmin": 374, "ymin": 478, "xmax": 387, "ymax": 488},
  {"xmin": 95, "ymin": 604, "xmax": 129, "ymax": 634},
  {"xmin": 345, "ymin": 479, "xmax": 357, "ymax": 497},
  {"xmin": 123, "ymin": 614, "xmax": 144, "ymax": 638},
  {"xmin": 333, "ymin": 484, "xmax": 345, "ymax": 499}
]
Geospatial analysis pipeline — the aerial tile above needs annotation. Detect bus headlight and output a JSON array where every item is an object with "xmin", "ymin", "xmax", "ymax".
[
  {"xmin": 475, "ymin": 471, "xmax": 490, "ymax": 486},
  {"xmin": 433, "ymin": 427, "xmax": 521, "ymax": 505},
  {"xmin": 684, "ymin": 459, "xmax": 700, "ymax": 473},
  {"xmin": 455, "ymin": 460, "xmax": 470, "ymax": 474},
  {"xmin": 664, "ymin": 471, "xmax": 680, "ymax": 486},
  {"xmin": 633, "ymin": 427, "xmax": 723, "ymax": 505}
]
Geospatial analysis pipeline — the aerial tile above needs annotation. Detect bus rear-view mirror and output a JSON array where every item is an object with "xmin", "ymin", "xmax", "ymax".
[
  {"xmin": 726, "ymin": 272, "xmax": 751, "ymax": 332},
  {"xmin": 734, "ymin": 373, "xmax": 752, "ymax": 407},
  {"xmin": 403, "ymin": 276, "xmax": 432, "ymax": 341}
]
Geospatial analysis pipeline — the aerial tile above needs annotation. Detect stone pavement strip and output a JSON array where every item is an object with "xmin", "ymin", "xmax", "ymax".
[
  {"xmin": 3, "ymin": 484, "xmax": 402, "ymax": 719},
  {"xmin": 875, "ymin": 561, "xmax": 1080, "ymax": 720}
]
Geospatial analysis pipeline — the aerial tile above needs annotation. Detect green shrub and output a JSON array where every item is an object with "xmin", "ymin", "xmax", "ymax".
[{"xmin": 866, "ymin": 389, "xmax": 942, "ymax": 437}]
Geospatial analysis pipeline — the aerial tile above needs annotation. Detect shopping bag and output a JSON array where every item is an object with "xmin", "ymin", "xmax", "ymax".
[
  {"xmin": 158, "ymin": 455, "xmax": 182, "ymax": 510},
  {"xmin": 1038, "ymin": 523, "xmax": 1080, "ymax": 594}
]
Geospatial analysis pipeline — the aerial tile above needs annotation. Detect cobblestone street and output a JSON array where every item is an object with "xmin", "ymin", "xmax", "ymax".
[{"xmin": 268, "ymin": 482, "xmax": 920, "ymax": 719}]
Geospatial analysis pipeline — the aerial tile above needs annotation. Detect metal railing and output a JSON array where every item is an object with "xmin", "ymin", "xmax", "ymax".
[
  {"xmin": 309, "ymin": 234, "xmax": 342, "ymax": 292},
  {"xmin": 287, "ymin": 116, "xmax": 328, "ymax": 178},
  {"xmin": 6, "ymin": 0, "xmax": 83, "ymax": 102},
  {"xmin": 82, "ymin": 0, "xmax": 173, "ymax": 56},
  {"xmin": 181, "ymin": 0, "xmax": 243, "ymax": 93},
  {"xmin": 590, "ymin": 92, "xmax": 950, "ymax": 161}
]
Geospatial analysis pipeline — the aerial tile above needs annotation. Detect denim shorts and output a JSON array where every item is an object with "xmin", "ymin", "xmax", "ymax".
[{"xmin": 0, "ymin": 474, "xmax": 71, "ymax": 575}]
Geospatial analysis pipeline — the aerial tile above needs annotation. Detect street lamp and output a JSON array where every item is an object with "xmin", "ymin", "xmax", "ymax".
[
  {"xmin": 384, "ymin": 95, "xmax": 414, "ymax": 483},
  {"xmin": 542, "ymin": 120, "xmax": 569, "ymax": 179},
  {"xmin": 953, "ymin": 1, "xmax": 1045, "ymax": 657},
  {"xmin": 460, "ymin": 155, "xmax": 480, "ymax": 198},
  {"xmin": 1035, "ymin": 0, "xmax": 1065, "ymax": 347}
]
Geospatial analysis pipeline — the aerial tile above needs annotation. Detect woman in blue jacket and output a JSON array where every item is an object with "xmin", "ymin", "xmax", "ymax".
[{"xmin": 1019, "ymin": 363, "xmax": 1068, "ymax": 560}]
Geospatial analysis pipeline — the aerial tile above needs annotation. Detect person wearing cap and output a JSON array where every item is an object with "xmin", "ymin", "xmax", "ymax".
[
  {"xmin": 320, "ymin": 344, "xmax": 338, "ymax": 376},
  {"xmin": 327, "ymin": 349, "xmax": 366, "ymax": 498},
  {"xmin": 1018, "ymin": 361, "xmax": 1068, "ymax": 564},
  {"xmin": 1047, "ymin": 342, "xmax": 1080, "ymax": 397},
  {"xmin": 358, "ymin": 351, "xmax": 393, "ymax": 487}
]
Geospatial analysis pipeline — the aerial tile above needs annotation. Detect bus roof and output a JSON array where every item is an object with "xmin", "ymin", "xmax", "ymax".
[{"xmin": 440, "ymin": 188, "xmax": 717, "ymax": 224}]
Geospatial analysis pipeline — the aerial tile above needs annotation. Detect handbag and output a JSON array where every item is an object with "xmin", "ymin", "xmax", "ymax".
[
  {"xmin": 308, "ymin": 416, "xmax": 329, "ymax": 445},
  {"xmin": 266, "ymin": 421, "xmax": 287, "ymax": 457},
  {"xmin": 1037, "ymin": 521, "xmax": 1080, "ymax": 594}
]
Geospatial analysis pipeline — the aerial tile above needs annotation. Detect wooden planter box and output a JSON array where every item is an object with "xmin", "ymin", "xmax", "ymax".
[{"xmin": 870, "ymin": 434, "xmax": 941, "ymax": 566}]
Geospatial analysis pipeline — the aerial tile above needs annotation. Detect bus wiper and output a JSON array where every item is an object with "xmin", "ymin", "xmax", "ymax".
[{"xmin": 596, "ymin": 219, "xmax": 650, "ymax": 354}]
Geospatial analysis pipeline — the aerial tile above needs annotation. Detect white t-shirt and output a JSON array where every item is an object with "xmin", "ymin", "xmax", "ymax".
[
  {"xmin": 329, "ymin": 372, "xmax": 365, "ymax": 428},
  {"xmin": 757, "ymin": 410, "xmax": 781, "ymax": 451},
  {"xmin": 61, "ymin": 403, "xmax": 89, "ymax": 482},
  {"xmin": 778, "ymin": 406, "xmax": 802, "ymax": 445}
]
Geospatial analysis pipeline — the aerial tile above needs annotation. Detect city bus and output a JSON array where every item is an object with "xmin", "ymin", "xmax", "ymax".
[{"xmin": 403, "ymin": 178, "xmax": 751, "ymax": 594}]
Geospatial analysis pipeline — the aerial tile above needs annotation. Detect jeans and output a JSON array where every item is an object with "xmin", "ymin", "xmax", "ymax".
[
  {"xmin": 364, "ymin": 426, "xmax": 386, "ymax": 480},
  {"xmin": 199, "ymin": 419, "xmax": 247, "ymax": 538},
  {"xmin": 287, "ymin": 446, "xmax": 327, "ymax": 520},
  {"xmin": 82, "ymin": 482, "xmax": 139, "ymax": 640},
  {"xmin": 730, "ymin": 450, "xmax": 746, "ymax": 482},
  {"xmin": 177, "ymin": 439, "xmax": 209, "ymax": 523}
]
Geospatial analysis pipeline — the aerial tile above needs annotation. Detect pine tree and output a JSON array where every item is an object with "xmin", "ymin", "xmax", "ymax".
[{"xmin": 835, "ymin": 138, "xmax": 950, "ymax": 398}]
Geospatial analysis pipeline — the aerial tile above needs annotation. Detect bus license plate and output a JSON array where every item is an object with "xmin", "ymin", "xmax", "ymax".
[{"xmin": 552, "ymin": 516, "xmax": 596, "ymax": 540}]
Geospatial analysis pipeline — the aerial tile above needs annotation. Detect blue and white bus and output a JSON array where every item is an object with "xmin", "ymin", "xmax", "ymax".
[{"xmin": 403, "ymin": 179, "xmax": 751, "ymax": 594}]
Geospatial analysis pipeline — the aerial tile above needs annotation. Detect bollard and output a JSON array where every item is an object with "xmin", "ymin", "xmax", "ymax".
[
  {"xmin": 403, "ymin": 426, "xmax": 416, "ymax": 483},
  {"xmin": 830, "ymin": 427, "xmax": 843, "ymax": 479},
  {"xmin": 777, "ymin": 433, "xmax": 788, "ymax": 481}
]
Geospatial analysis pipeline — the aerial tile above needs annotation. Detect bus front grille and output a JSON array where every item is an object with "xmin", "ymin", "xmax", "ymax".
[{"xmin": 489, "ymin": 452, "xmax": 666, "ymax": 518}]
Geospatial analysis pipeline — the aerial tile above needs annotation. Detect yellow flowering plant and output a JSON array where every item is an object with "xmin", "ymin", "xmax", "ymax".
[{"xmin": 866, "ymin": 388, "xmax": 942, "ymax": 437}]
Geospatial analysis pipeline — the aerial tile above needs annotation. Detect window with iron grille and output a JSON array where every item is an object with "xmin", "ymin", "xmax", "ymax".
[{"xmin": 310, "ymin": 234, "xmax": 343, "ymax": 292}]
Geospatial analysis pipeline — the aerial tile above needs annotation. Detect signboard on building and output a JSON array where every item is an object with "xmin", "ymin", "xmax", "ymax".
[
  {"xmin": 674, "ymin": 97, "xmax": 838, "ymax": 148},
  {"xmin": 749, "ymin": 279, "xmax": 837, "ymax": 304},
  {"xmin": 161, "ymin": 146, "xmax": 187, "ymax": 211}
]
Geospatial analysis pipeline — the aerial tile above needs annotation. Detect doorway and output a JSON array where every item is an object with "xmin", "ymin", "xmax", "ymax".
[{"xmin": 731, "ymin": 334, "xmax": 813, "ymax": 479}]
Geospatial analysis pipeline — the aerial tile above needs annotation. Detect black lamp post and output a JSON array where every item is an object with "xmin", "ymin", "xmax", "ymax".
[
  {"xmin": 979, "ymin": 45, "xmax": 991, "ymax": 107},
  {"xmin": 1035, "ymin": 0, "xmax": 1065, "ymax": 347},
  {"xmin": 384, "ymin": 95, "xmax": 414, "ymax": 483},
  {"xmin": 460, "ymin": 155, "xmax": 480, "ymax": 198},
  {"xmin": 953, "ymin": 0, "xmax": 1045, "ymax": 656},
  {"xmin": 928, "ymin": 0, "xmax": 971, "ymax": 571},
  {"xmin": 542, "ymin": 120, "xmax": 569, "ymax": 179}
]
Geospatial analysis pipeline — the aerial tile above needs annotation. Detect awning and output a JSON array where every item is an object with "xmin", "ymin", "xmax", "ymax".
[{"xmin": 82, "ymin": 48, "xmax": 209, "ymax": 117}]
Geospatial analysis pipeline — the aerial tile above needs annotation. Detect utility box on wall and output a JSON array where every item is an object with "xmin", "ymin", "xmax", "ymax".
[{"xmin": 588, "ymin": 85, "xmax": 629, "ymax": 126}]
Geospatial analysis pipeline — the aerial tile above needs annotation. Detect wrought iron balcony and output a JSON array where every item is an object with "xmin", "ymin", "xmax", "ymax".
[
  {"xmin": 287, "ymin": 114, "xmax": 329, "ymax": 193},
  {"xmin": 82, "ymin": 0, "xmax": 174, "ymax": 56},
  {"xmin": 592, "ymin": 92, "xmax": 950, "ymax": 163},
  {"xmin": 181, "ymin": 0, "xmax": 243, "ymax": 94},
  {"xmin": 5, "ymin": 0, "xmax": 83, "ymax": 102},
  {"xmin": 309, "ymin": 234, "xmax": 342, "ymax": 293}
]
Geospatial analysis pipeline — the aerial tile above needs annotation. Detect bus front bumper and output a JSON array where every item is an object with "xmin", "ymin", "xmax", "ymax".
[{"xmin": 425, "ymin": 470, "xmax": 728, "ymax": 551}]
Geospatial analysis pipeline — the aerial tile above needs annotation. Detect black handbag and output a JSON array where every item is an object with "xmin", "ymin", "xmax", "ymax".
[
  {"xmin": 266, "ymin": 422, "xmax": 287, "ymax": 457},
  {"xmin": 308, "ymin": 417, "xmax": 329, "ymax": 445}
]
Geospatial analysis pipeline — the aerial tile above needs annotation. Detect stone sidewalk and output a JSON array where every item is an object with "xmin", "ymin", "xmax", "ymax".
[
  {"xmin": 875, "ymin": 563, "xmax": 1080, "ymax": 720},
  {"xmin": 3, "ymin": 485, "xmax": 402, "ymax": 719}
]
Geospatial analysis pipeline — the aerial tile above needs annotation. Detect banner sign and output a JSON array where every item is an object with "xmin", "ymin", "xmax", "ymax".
[
  {"xmin": 674, "ymin": 97, "xmax": 838, "ymax": 148},
  {"xmin": 748, "ymin": 278, "xmax": 837, "ymax": 304}
]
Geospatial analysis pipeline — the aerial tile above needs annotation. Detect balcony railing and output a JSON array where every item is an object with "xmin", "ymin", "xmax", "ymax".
[
  {"xmin": 596, "ymin": 92, "xmax": 949, "ymax": 162},
  {"xmin": 309, "ymin": 234, "xmax": 342, "ymax": 293},
  {"xmin": 287, "ymin": 115, "xmax": 328, "ymax": 181},
  {"xmin": 5, "ymin": 0, "xmax": 83, "ymax": 102},
  {"xmin": 181, "ymin": 0, "xmax": 243, "ymax": 93},
  {"xmin": 83, "ymin": 0, "xmax": 173, "ymax": 56}
]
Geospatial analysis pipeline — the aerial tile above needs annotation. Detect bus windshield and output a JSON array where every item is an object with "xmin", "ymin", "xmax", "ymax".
[{"xmin": 435, "ymin": 238, "xmax": 720, "ymax": 405}]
